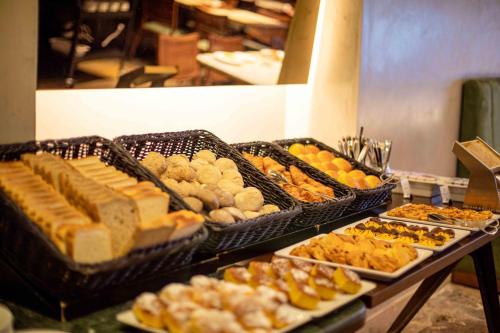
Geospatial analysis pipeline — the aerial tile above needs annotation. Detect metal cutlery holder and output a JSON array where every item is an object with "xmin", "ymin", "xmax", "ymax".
[{"xmin": 453, "ymin": 137, "xmax": 500, "ymax": 212}]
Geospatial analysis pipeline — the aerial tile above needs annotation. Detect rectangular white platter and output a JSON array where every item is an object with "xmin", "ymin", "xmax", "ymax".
[
  {"xmin": 379, "ymin": 203, "xmax": 500, "ymax": 231},
  {"xmin": 334, "ymin": 217, "xmax": 471, "ymax": 252},
  {"xmin": 117, "ymin": 308, "xmax": 311, "ymax": 333},
  {"xmin": 116, "ymin": 280, "xmax": 376, "ymax": 331},
  {"xmin": 307, "ymin": 280, "xmax": 376, "ymax": 317},
  {"xmin": 275, "ymin": 234, "xmax": 433, "ymax": 281}
]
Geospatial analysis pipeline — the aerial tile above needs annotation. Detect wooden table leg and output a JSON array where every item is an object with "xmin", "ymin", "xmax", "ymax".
[
  {"xmin": 171, "ymin": 2, "xmax": 179, "ymax": 31},
  {"xmin": 387, "ymin": 263, "xmax": 457, "ymax": 333},
  {"xmin": 471, "ymin": 242, "xmax": 500, "ymax": 333}
]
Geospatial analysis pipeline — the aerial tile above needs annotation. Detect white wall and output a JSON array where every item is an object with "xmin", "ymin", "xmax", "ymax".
[
  {"xmin": 0, "ymin": 0, "xmax": 37, "ymax": 143},
  {"xmin": 36, "ymin": 85, "xmax": 309, "ymax": 144},
  {"xmin": 358, "ymin": 0, "xmax": 500, "ymax": 176}
]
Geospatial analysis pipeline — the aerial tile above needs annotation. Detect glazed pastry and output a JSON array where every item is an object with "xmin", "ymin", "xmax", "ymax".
[
  {"xmin": 132, "ymin": 292, "xmax": 164, "ymax": 329},
  {"xmin": 224, "ymin": 267, "xmax": 252, "ymax": 284},
  {"xmin": 285, "ymin": 268, "xmax": 320, "ymax": 310},
  {"xmin": 309, "ymin": 264, "xmax": 337, "ymax": 300},
  {"xmin": 333, "ymin": 268, "xmax": 362, "ymax": 294}
]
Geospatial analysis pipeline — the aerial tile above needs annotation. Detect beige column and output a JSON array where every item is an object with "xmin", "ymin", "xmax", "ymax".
[
  {"xmin": 0, "ymin": 0, "xmax": 38, "ymax": 143},
  {"xmin": 308, "ymin": 0, "xmax": 363, "ymax": 146}
]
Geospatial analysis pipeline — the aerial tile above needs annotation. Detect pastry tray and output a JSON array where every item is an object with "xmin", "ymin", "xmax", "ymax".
[
  {"xmin": 116, "ymin": 280, "xmax": 376, "ymax": 332},
  {"xmin": 275, "ymin": 235, "xmax": 433, "ymax": 281},
  {"xmin": 333, "ymin": 217, "xmax": 471, "ymax": 252},
  {"xmin": 379, "ymin": 203, "xmax": 500, "ymax": 231},
  {"xmin": 117, "ymin": 308, "xmax": 311, "ymax": 333}
]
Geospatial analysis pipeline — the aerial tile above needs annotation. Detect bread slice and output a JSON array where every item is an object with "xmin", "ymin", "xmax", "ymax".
[
  {"xmin": 59, "ymin": 172, "xmax": 140, "ymax": 257},
  {"xmin": 56, "ymin": 224, "xmax": 113, "ymax": 263},
  {"xmin": 127, "ymin": 191, "xmax": 170, "ymax": 224},
  {"xmin": 168, "ymin": 210, "xmax": 204, "ymax": 241},
  {"xmin": 133, "ymin": 214, "xmax": 176, "ymax": 249},
  {"xmin": 66, "ymin": 156, "xmax": 102, "ymax": 167}
]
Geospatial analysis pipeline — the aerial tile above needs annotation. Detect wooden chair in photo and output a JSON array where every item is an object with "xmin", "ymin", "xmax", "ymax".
[
  {"xmin": 204, "ymin": 33, "xmax": 244, "ymax": 85},
  {"xmin": 194, "ymin": 7, "xmax": 231, "ymax": 37},
  {"xmin": 157, "ymin": 32, "xmax": 201, "ymax": 86}
]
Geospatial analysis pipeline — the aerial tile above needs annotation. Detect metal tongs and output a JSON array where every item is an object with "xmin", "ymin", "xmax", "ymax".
[
  {"xmin": 267, "ymin": 169, "xmax": 334, "ymax": 201},
  {"xmin": 380, "ymin": 174, "xmax": 400, "ymax": 186},
  {"xmin": 428, "ymin": 213, "xmax": 499, "ymax": 235}
]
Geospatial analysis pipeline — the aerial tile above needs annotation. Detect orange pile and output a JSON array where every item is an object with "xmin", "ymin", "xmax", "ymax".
[{"xmin": 288, "ymin": 143, "xmax": 382, "ymax": 189}]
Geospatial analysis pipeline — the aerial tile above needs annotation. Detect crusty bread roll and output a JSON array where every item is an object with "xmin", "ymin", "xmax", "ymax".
[
  {"xmin": 196, "ymin": 165, "xmax": 222, "ymax": 185},
  {"xmin": 209, "ymin": 209, "xmax": 235, "ymax": 224},
  {"xmin": 141, "ymin": 152, "xmax": 167, "ymax": 177},
  {"xmin": 217, "ymin": 179, "xmax": 244, "ymax": 196},
  {"xmin": 214, "ymin": 158, "xmax": 237, "ymax": 172},
  {"xmin": 184, "ymin": 196, "xmax": 204, "ymax": 213},
  {"xmin": 193, "ymin": 150, "xmax": 216, "ymax": 164},
  {"xmin": 221, "ymin": 169, "xmax": 244, "ymax": 187},
  {"xmin": 234, "ymin": 187, "xmax": 264, "ymax": 212}
]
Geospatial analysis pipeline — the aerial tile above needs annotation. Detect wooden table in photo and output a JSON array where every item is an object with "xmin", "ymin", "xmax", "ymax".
[
  {"xmin": 196, "ymin": 51, "xmax": 282, "ymax": 85},
  {"xmin": 172, "ymin": 0, "xmax": 285, "ymax": 30}
]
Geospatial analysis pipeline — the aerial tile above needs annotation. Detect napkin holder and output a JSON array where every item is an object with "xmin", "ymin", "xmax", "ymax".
[{"xmin": 452, "ymin": 137, "xmax": 500, "ymax": 212}]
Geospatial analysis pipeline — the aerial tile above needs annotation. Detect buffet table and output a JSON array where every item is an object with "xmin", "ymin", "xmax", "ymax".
[
  {"xmin": 0, "ymin": 132, "xmax": 499, "ymax": 333},
  {"xmin": 2, "ymin": 194, "xmax": 499, "ymax": 332}
]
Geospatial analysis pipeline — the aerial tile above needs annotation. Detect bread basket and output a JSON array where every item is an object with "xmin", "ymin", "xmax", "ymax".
[
  {"xmin": 232, "ymin": 141, "xmax": 356, "ymax": 230},
  {"xmin": 0, "ymin": 136, "xmax": 208, "ymax": 300},
  {"xmin": 114, "ymin": 130, "xmax": 301, "ymax": 254},
  {"xmin": 274, "ymin": 138, "xmax": 395, "ymax": 212}
]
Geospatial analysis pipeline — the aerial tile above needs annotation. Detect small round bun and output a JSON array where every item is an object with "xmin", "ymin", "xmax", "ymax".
[
  {"xmin": 197, "ymin": 165, "xmax": 222, "ymax": 185},
  {"xmin": 184, "ymin": 196, "xmax": 204, "ymax": 213},
  {"xmin": 165, "ymin": 154, "xmax": 190, "ymax": 168},
  {"xmin": 217, "ymin": 179, "xmax": 244, "ymax": 196},
  {"xmin": 243, "ymin": 210, "xmax": 262, "ymax": 219},
  {"xmin": 214, "ymin": 158, "xmax": 238, "ymax": 172},
  {"xmin": 190, "ymin": 158, "xmax": 209, "ymax": 171},
  {"xmin": 234, "ymin": 187, "xmax": 264, "ymax": 212},
  {"xmin": 166, "ymin": 165, "xmax": 197, "ymax": 182},
  {"xmin": 209, "ymin": 209, "xmax": 235, "ymax": 224},
  {"xmin": 260, "ymin": 204, "xmax": 280, "ymax": 214},
  {"xmin": 193, "ymin": 150, "xmax": 217, "ymax": 164},
  {"xmin": 222, "ymin": 169, "xmax": 244, "ymax": 187},
  {"xmin": 141, "ymin": 152, "xmax": 167, "ymax": 177}
]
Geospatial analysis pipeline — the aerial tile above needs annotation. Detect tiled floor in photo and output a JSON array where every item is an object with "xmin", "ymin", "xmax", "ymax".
[{"xmin": 403, "ymin": 283, "xmax": 495, "ymax": 333}]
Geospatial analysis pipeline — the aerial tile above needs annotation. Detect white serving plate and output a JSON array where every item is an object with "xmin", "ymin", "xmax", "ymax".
[
  {"xmin": 117, "ymin": 307, "xmax": 311, "ymax": 333},
  {"xmin": 334, "ymin": 217, "xmax": 471, "ymax": 252},
  {"xmin": 379, "ymin": 203, "xmax": 500, "ymax": 231},
  {"xmin": 307, "ymin": 280, "xmax": 376, "ymax": 317},
  {"xmin": 213, "ymin": 51, "xmax": 257, "ymax": 65},
  {"xmin": 275, "ymin": 235, "xmax": 433, "ymax": 281}
]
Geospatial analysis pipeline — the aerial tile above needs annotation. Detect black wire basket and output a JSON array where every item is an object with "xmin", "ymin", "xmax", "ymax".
[
  {"xmin": 114, "ymin": 130, "xmax": 301, "ymax": 254},
  {"xmin": 0, "ymin": 136, "xmax": 208, "ymax": 300},
  {"xmin": 232, "ymin": 141, "xmax": 356, "ymax": 230},
  {"xmin": 274, "ymin": 138, "xmax": 395, "ymax": 212}
]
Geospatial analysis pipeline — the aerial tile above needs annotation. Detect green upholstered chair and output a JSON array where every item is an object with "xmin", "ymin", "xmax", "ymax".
[{"xmin": 454, "ymin": 78, "xmax": 500, "ymax": 291}]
